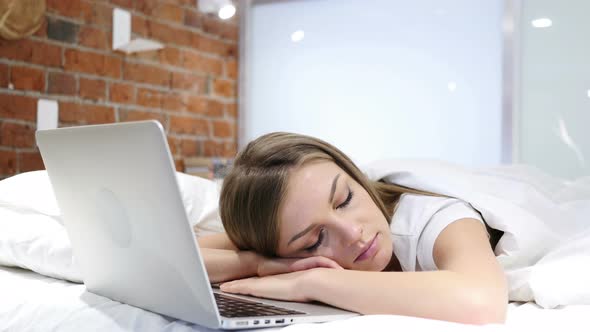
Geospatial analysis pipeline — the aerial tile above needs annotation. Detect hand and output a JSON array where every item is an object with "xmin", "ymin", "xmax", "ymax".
[
  {"xmin": 220, "ymin": 269, "xmax": 319, "ymax": 302},
  {"xmin": 257, "ymin": 255, "xmax": 343, "ymax": 277}
]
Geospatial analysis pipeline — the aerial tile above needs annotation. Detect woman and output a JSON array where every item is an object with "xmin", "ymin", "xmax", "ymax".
[{"xmin": 198, "ymin": 132, "xmax": 508, "ymax": 325}]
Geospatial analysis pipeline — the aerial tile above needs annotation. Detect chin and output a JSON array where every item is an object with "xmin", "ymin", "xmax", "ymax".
[{"xmin": 375, "ymin": 250, "xmax": 393, "ymax": 271}]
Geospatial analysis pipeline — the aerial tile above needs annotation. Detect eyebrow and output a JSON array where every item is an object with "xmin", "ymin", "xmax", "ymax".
[{"xmin": 287, "ymin": 173, "xmax": 340, "ymax": 246}]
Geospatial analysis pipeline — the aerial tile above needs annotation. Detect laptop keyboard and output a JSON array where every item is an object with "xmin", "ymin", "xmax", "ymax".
[{"xmin": 214, "ymin": 293, "xmax": 305, "ymax": 318}]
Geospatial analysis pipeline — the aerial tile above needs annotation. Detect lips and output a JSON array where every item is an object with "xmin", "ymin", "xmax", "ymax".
[{"xmin": 354, "ymin": 233, "xmax": 379, "ymax": 263}]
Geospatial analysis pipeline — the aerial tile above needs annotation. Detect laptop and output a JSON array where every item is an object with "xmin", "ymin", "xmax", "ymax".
[{"xmin": 35, "ymin": 120, "xmax": 358, "ymax": 330}]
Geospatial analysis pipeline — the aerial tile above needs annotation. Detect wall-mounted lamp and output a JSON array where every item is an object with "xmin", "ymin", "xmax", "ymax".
[
  {"xmin": 198, "ymin": 0, "xmax": 236, "ymax": 20},
  {"xmin": 112, "ymin": 8, "xmax": 164, "ymax": 54}
]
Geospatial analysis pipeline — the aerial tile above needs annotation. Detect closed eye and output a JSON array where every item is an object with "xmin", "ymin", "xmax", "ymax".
[
  {"xmin": 305, "ymin": 228, "xmax": 325, "ymax": 252},
  {"xmin": 337, "ymin": 188, "xmax": 353, "ymax": 209}
]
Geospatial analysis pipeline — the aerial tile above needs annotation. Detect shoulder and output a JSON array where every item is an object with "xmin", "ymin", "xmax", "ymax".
[
  {"xmin": 390, "ymin": 194, "xmax": 477, "ymax": 235},
  {"xmin": 390, "ymin": 193, "xmax": 486, "ymax": 271}
]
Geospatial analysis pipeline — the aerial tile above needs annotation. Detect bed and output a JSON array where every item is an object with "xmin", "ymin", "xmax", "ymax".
[
  {"xmin": 1, "ymin": 265, "xmax": 589, "ymax": 331},
  {"xmin": 1, "ymin": 166, "xmax": 589, "ymax": 331}
]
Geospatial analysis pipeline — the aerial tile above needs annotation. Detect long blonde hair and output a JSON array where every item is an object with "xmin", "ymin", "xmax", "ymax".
[{"xmin": 219, "ymin": 132, "xmax": 431, "ymax": 257}]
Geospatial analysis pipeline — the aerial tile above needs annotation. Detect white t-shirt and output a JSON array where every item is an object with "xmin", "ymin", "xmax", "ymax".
[{"xmin": 389, "ymin": 193, "xmax": 484, "ymax": 272}]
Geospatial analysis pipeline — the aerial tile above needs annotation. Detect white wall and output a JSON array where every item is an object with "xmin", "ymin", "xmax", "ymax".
[
  {"xmin": 518, "ymin": 0, "xmax": 590, "ymax": 179},
  {"xmin": 241, "ymin": 0, "xmax": 504, "ymax": 167}
]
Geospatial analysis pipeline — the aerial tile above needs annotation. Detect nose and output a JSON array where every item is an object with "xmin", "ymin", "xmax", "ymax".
[{"xmin": 334, "ymin": 220, "xmax": 363, "ymax": 247}]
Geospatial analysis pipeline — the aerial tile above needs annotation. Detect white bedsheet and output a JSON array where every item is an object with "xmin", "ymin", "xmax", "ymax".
[
  {"xmin": 1, "ymin": 266, "xmax": 589, "ymax": 332},
  {"xmin": 363, "ymin": 160, "xmax": 590, "ymax": 307}
]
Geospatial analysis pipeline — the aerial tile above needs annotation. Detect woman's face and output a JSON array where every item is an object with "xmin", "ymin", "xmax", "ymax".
[{"xmin": 276, "ymin": 161, "xmax": 394, "ymax": 271}]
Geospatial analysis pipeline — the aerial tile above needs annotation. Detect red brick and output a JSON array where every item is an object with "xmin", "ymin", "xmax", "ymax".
[
  {"xmin": 59, "ymin": 101, "xmax": 115, "ymax": 125},
  {"xmin": 31, "ymin": 41, "xmax": 62, "ymax": 68},
  {"xmin": 33, "ymin": 16, "xmax": 48, "ymax": 37},
  {"xmin": 213, "ymin": 78, "xmax": 234, "ymax": 98},
  {"xmin": 47, "ymin": 72, "xmax": 77, "ymax": 95},
  {"xmin": 84, "ymin": 104, "xmax": 115, "ymax": 124},
  {"xmin": 152, "ymin": 3, "xmax": 184, "ymax": 24},
  {"xmin": 65, "ymin": 49, "xmax": 121, "ymax": 78},
  {"xmin": 124, "ymin": 62, "xmax": 169, "ymax": 86},
  {"xmin": 169, "ymin": 116, "xmax": 209, "ymax": 136},
  {"xmin": 180, "ymin": 139, "xmax": 199, "ymax": 156},
  {"xmin": 10, "ymin": 66, "xmax": 45, "ymax": 92},
  {"xmin": 203, "ymin": 140, "xmax": 236, "ymax": 157},
  {"xmin": 173, "ymin": 0, "xmax": 195, "ymax": 6},
  {"xmin": 47, "ymin": 0, "xmax": 93, "ymax": 21},
  {"xmin": 205, "ymin": 99, "xmax": 224, "ymax": 117},
  {"xmin": 111, "ymin": 0, "xmax": 133, "ymax": 9},
  {"xmin": 136, "ymin": 87, "xmax": 163, "ymax": 108},
  {"xmin": 167, "ymin": 136, "xmax": 179, "ymax": 155},
  {"xmin": 148, "ymin": 20, "xmax": 191, "ymax": 47},
  {"xmin": 226, "ymin": 141, "xmax": 237, "ymax": 156},
  {"xmin": 196, "ymin": 34, "xmax": 236, "ymax": 57},
  {"xmin": 227, "ymin": 43, "xmax": 238, "ymax": 58},
  {"xmin": 171, "ymin": 72, "xmax": 206, "ymax": 92},
  {"xmin": 132, "ymin": 14, "xmax": 148, "ymax": 36},
  {"xmin": 159, "ymin": 47, "xmax": 181, "ymax": 66},
  {"xmin": 0, "ymin": 94, "xmax": 37, "ymax": 121},
  {"xmin": 212, "ymin": 120, "xmax": 232, "ymax": 138},
  {"xmin": 162, "ymin": 92, "xmax": 187, "ymax": 112},
  {"xmin": 87, "ymin": 2, "xmax": 113, "ymax": 28},
  {"xmin": 0, "ymin": 39, "xmax": 60, "ymax": 67},
  {"xmin": 79, "ymin": 26, "xmax": 109, "ymax": 50},
  {"xmin": 225, "ymin": 102, "xmax": 237, "ymax": 118},
  {"xmin": 79, "ymin": 77, "xmax": 106, "ymax": 101},
  {"xmin": 109, "ymin": 82, "xmax": 135, "ymax": 104},
  {"xmin": 184, "ymin": 10, "xmax": 202, "ymax": 29},
  {"xmin": 186, "ymin": 96, "xmax": 223, "ymax": 117},
  {"xmin": 0, "ymin": 150, "xmax": 17, "ymax": 175},
  {"xmin": 222, "ymin": 25, "xmax": 239, "ymax": 42},
  {"xmin": 0, "ymin": 122, "xmax": 36, "ymax": 148},
  {"xmin": 224, "ymin": 58, "xmax": 237, "ymax": 79},
  {"xmin": 185, "ymin": 95, "xmax": 207, "ymax": 114},
  {"xmin": 182, "ymin": 50, "xmax": 223, "ymax": 76},
  {"xmin": 134, "ymin": 0, "xmax": 159, "ymax": 15},
  {"xmin": 119, "ymin": 109, "xmax": 166, "ymax": 124},
  {"xmin": 0, "ymin": 64, "xmax": 8, "ymax": 88},
  {"xmin": 0, "ymin": 39, "xmax": 32, "ymax": 62},
  {"xmin": 19, "ymin": 151, "xmax": 45, "ymax": 172},
  {"xmin": 208, "ymin": 99, "xmax": 224, "ymax": 117},
  {"xmin": 128, "ymin": 50, "xmax": 159, "ymax": 62},
  {"xmin": 174, "ymin": 158, "xmax": 184, "ymax": 172},
  {"xmin": 201, "ymin": 16, "xmax": 233, "ymax": 38}
]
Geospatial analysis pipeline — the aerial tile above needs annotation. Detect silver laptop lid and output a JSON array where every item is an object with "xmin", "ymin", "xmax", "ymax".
[{"xmin": 36, "ymin": 120, "xmax": 222, "ymax": 328}]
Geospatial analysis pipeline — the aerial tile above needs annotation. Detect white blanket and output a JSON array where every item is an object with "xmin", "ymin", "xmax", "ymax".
[
  {"xmin": 362, "ymin": 159, "xmax": 590, "ymax": 308},
  {"xmin": 1, "ymin": 165, "xmax": 589, "ymax": 311}
]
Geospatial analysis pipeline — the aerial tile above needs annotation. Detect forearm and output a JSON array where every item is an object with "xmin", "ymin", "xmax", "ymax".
[
  {"xmin": 303, "ymin": 269, "xmax": 507, "ymax": 325},
  {"xmin": 201, "ymin": 248, "xmax": 261, "ymax": 283}
]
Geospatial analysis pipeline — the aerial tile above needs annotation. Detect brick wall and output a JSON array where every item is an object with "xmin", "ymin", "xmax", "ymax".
[{"xmin": 0, "ymin": 0, "xmax": 239, "ymax": 179}]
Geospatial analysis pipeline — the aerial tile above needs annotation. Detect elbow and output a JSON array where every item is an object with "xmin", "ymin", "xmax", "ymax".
[{"xmin": 457, "ymin": 290, "xmax": 508, "ymax": 325}]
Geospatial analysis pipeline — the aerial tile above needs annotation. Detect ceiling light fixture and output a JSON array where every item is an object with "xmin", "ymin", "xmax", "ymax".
[
  {"xmin": 198, "ymin": 0, "xmax": 236, "ymax": 20},
  {"xmin": 531, "ymin": 18, "xmax": 552, "ymax": 28},
  {"xmin": 291, "ymin": 30, "xmax": 304, "ymax": 42}
]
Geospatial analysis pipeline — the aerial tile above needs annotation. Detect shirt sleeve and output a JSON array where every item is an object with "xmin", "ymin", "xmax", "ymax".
[{"xmin": 416, "ymin": 199, "xmax": 484, "ymax": 271}]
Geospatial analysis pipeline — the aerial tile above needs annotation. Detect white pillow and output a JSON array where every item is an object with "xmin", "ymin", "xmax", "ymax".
[
  {"xmin": 0, "ymin": 171, "xmax": 225, "ymax": 282},
  {"xmin": 529, "ymin": 229, "xmax": 590, "ymax": 308}
]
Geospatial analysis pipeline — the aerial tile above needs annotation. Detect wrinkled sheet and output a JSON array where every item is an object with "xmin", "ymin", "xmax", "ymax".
[
  {"xmin": 2, "ymin": 266, "xmax": 590, "ymax": 332},
  {"xmin": 362, "ymin": 160, "xmax": 590, "ymax": 307}
]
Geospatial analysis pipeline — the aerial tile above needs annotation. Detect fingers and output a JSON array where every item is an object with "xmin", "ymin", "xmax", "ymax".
[
  {"xmin": 258, "ymin": 256, "xmax": 343, "ymax": 277},
  {"xmin": 289, "ymin": 256, "xmax": 343, "ymax": 272}
]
